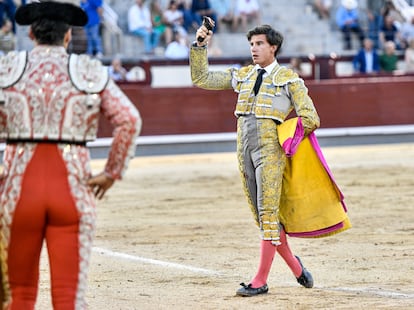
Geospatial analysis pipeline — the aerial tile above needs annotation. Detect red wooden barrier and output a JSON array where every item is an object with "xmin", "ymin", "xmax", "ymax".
[{"xmin": 98, "ymin": 75, "xmax": 414, "ymax": 137}]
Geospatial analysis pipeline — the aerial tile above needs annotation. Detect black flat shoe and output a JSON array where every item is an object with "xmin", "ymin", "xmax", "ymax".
[
  {"xmin": 295, "ymin": 255, "xmax": 314, "ymax": 288},
  {"xmin": 236, "ymin": 282, "xmax": 269, "ymax": 297}
]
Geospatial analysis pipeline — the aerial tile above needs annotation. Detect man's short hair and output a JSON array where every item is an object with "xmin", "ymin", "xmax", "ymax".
[
  {"xmin": 30, "ymin": 19, "xmax": 71, "ymax": 45},
  {"xmin": 246, "ymin": 25, "xmax": 284, "ymax": 56}
]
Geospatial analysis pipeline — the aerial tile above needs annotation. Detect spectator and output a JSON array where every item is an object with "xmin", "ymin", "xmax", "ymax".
[
  {"xmin": 288, "ymin": 57, "xmax": 305, "ymax": 77},
  {"xmin": 398, "ymin": 15, "xmax": 414, "ymax": 50},
  {"xmin": 0, "ymin": 0, "xmax": 16, "ymax": 33},
  {"xmin": 353, "ymin": 38, "xmax": 380, "ymax": 74},
  {"xmin": 0, "ymin": 19, "xmax": 15, "ymax": 54},
  {"xmin": 108, "ymin": 57, "xmax": 128, "ymax": 81},
  {"xmin": 128, "ymin": 0, "xmax": 162, "ymax": 54},
  {"xmin": 381, "ymin": 0, "xmax": 404, "ymax": 29},
  {"xmin": 404, "ymin": 38, "xmax": 414, "ymax": 72},
  {"xmin": 379, "ymin": 40, "xmax": 398, "ymax": 72},
  {"xmin": 164, "ymin": 30, "xmax": 189, "ymax": 58},
  {"xmin": 163, "ymin": 0, "xmax": 188, "ymax": 44},
  {"xmin": 379, "ymin": 15, "xmax": 401, "ymax": 50},
  {"xmin": 150, "ymin": 0, "xmax": 168, "ymax": 46},
  {"xmin": 209, "ymin": 0, "xmax": 236, "ymax": 31},
  {"xmin": 177, "ymin": 0, "xmax": 199, "ymax": 33},
  {"xmin": 313, "ymin": 0, "xmax": 332, "ymax": 20},
  {"xmin": 191, "ymin": 0, "xmax": 217, "ymax": 32},
  {"xmin": 80, "ymin": 0, "xmax": 104, "ymax": 58},
  {"xmin": 335, "ymin": 0, "xmax": 365, "ymax": 50},
  {"xmin": 233, "ymin": 0, "xmax": 260, "ymax": 32},
  {"xmin": 366, "ymin": 0, "xmax": 386, "ymax": 49}
]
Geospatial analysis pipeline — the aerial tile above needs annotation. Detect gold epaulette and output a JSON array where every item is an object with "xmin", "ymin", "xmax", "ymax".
[
  {"xmin": 233, "ymin": 65, "xmax": 256, "ymax": 82},
  {"xmin": 272, "ymin": 66, "xmax": 301, "ymax": 86},
  {"xmin": 69, "ymin": 54, "xmax": 109, "ymax": 94}
]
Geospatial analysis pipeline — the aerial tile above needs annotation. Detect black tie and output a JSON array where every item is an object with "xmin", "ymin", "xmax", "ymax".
[{"xmin": 253, "ymin": 68, "xmax": 266, "ymax": 95}]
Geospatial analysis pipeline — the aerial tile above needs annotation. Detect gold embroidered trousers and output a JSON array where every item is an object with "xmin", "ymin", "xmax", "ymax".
[{"xmin": 237, "ymin": 115, "xmax": 286, "ymax": 244}]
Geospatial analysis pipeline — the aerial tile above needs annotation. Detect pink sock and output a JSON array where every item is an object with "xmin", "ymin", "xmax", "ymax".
[
  {"xmin": 250, "ymin": 240, "xmax": 276, "ymax": 288},
  {"xmin": 276, "ymin": 228, "xmax": 302, "ymax": 277}
]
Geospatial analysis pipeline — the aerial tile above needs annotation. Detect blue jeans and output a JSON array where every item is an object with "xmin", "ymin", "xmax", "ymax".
[
  {"xmin": 131, "ymin": 28, "xmax": 161, "ymax": 53},
  {"xmin": 85, "ymin": 24, "xmax": 103, "ymax": 55}
]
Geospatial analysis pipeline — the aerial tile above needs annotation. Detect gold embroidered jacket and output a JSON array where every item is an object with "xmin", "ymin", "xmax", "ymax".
[{"xmin": 190, "ymin": 46, "xmax": 320, "ymax": 135}]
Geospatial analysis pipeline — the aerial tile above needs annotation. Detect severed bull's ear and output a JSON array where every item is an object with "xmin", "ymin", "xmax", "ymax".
[
  {"xmin": 197, "ymin": 16, "xmax": 215, "ymax": 43},
  {"xmin": 202, "ymin": 16, "xmax": 215, "ymax": 31}
]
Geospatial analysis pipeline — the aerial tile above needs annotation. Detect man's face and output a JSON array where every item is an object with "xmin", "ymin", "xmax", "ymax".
[
  {"xmin": 363, "ymin": 39, "xmax": 373, "ymax": 50},
  {"xmin": 249, "ymin": 34, "xmax": 277, "ymax": 67}
]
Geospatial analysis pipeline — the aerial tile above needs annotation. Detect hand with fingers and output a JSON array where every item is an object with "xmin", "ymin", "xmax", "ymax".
[
  {"xmin": 195, "ymin": 16, "xmax": 215, "ymax": 47},
  {"xmin": 87, "ymin": 172, "xmax": 115, "ymax": 200}
]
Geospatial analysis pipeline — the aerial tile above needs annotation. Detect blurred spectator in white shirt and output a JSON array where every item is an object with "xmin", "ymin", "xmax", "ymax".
[
  {"xmin": 128, "ymin": 0, "xmax": 161, "ymax": 54},
  {"xmin": 163, "ymin": 0, "xmax": 188, "ymax": 44},
  {"xmin": 165, "ymin": 30, "xmax": 189, "ymax": 59},
  {"xmin": 233, "ymin": 0, "xmax": 260, "ymax": 32}
]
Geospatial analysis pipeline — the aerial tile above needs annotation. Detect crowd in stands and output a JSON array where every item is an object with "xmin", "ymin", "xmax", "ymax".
[
  {"xmin": 113, "ymin": 0, "xmax": 414, "ymax": 77},
  {"xmin": 313, "ymin": 0, "xmax": 414, "ymax": 74},
  {"xmin": 125, "ymin": 0, "xmax": 260, "ymax": 56},
  {"xmin": 4, "ymin": 0, "xmax": 414, "ymax": 78}
]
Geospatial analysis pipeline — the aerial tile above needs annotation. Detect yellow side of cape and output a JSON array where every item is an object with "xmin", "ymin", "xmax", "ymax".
[{"xmin": 278, "ymin": 118, "xmax": 351, "ymax": 237}]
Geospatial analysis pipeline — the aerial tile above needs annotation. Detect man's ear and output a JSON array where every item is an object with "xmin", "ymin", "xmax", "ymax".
[
  {"xmin": 64, "ymin": 28, "xmax": 72, "ymax": 48},
  {"xmin": 28, "ymin": 26, "xmax": 35, "ymax": 41}
]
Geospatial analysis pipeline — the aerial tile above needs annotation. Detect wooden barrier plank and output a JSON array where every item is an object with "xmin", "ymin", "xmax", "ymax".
[{"xmin": 98, "ymin": 76, "xmax": 414, "ymax": 137}]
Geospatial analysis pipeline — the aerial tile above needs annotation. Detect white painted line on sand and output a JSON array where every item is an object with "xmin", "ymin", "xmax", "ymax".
[
  {"xmin": 92, "ymin": 246, "xmax": 221, "ymax": 276},
  {"xmin": 92, "ymin": 247, "xmax": 414, "ymax": 301},
  {"xmin": 318, "ymin": 286, "xmax": 414, "ymax": 299}
]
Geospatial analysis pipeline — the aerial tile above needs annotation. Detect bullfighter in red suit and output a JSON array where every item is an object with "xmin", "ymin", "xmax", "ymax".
[{"xmin": 0, "ymin": 1, "xmax": 142, "ymax": 309}]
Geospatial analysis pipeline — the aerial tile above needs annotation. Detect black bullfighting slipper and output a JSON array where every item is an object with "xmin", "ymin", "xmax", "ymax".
[
  {"xmin": 295, "ymin": 255, "xmax": 314, "ymax": 288},
  {"xmin": 236, "ymin": 282, "xmax": 269, "ymax": 297}
]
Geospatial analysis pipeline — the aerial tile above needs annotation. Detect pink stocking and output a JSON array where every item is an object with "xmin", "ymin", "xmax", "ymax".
[
  {"xmin": 250, "ymin": 240, "xmax": 276, "ymax": 288},
  {"xmin": 276, "ymin": 227, "xmax": 302, "ymax": 277}
]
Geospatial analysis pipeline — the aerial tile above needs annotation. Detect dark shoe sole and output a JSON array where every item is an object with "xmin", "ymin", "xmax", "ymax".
[{"xmin": 236, "ymin": 283, "xmax": 269, "ymax": 297}]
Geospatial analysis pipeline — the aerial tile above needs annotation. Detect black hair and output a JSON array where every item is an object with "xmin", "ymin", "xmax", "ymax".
[
  {"xmin": 246, "ymin": 24, "xmax": 284, "ymax": 56},
  {"xmin": 30, "ymin": 19, "xmax": 70, "ymax": 45}
]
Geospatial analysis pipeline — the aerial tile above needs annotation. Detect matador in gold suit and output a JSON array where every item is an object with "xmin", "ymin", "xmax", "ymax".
[
  {"xmin": 0, "ymin": 2, "xmax": 141, "ymax": 309},
  {"xmin": 190, "ymin": 24, "xmax": 321, "ymax": 296}
]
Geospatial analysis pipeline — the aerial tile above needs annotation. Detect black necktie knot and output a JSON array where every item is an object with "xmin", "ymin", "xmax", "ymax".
[{"xmin": 254, "ymin": 69, "xmax": 266, "ymax": 95}]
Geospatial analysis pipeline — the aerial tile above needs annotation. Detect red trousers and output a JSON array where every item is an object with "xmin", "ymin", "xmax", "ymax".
[{"xmin": 7, "ymin": 144, "xmax": 81, "ymax": 309}]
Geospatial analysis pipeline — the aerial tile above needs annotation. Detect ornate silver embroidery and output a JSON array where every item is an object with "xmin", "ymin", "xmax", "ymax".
[
  {"xmin": 69, "ymin": 54, "xmax": 109, "ymax": 94},
  {"xmin": 0, "ymin": 51, "xmax": 27, "ymax": 89}
]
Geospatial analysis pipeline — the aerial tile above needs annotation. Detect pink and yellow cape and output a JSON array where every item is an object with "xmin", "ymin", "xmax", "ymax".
[{"xmin": 278, "ymin": 117, "xmax": 351, "ymax": 238}]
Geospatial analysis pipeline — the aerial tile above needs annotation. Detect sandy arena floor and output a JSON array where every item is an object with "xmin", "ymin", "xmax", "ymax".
[{"xmin": 36, "ymin": 142, "xmax": 414, "ymax": 309}]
